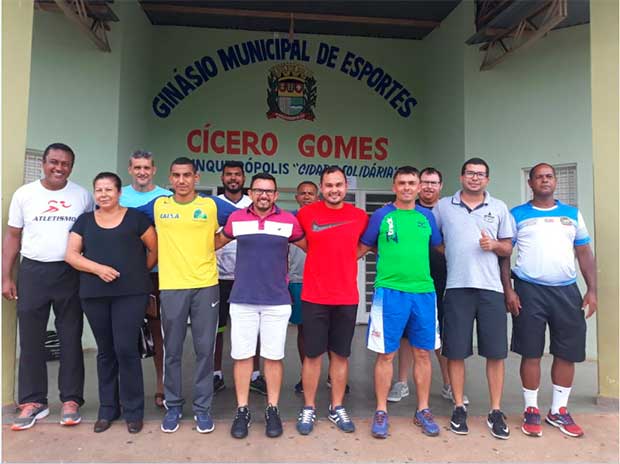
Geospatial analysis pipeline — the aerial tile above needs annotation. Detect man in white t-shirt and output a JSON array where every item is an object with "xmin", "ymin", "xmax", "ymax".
[
  {"xmin": 213, "ymin": 161, "xmax": 266, "ymax": 394},
  {"xmin": 2, "ymin": 143, "xmax": 94, "ymax": 431},
  {"xmin": 120, "ymin": 150, "xmax": 171, "ymax": 409}
]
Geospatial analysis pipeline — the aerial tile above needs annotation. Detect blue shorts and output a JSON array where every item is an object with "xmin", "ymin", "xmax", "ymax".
[
  {"xmin": 288, "ymin": 282, "xmax": 303, "ymax": 325},
  {"xmin": 367, "ymin": 287, "xmax": 440, "ymax": 353}
]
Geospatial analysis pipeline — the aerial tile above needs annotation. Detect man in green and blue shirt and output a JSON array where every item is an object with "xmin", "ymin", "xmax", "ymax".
[{"xmin": 359, "ymin": 166, "xmax": 442, "ymax": 439}]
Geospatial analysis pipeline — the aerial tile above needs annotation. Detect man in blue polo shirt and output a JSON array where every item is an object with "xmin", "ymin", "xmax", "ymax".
[
  {"xmin": 433, "ymin": 157, "xmax": 513, "ymax": 439},
  {"xmin": 501, "ymin": 163, "xmax": 596, "ymax": 438},
  {"xmin": 120, "ymin": 150, "xmax": 171, "ymax": 409},
  {"xmin": 216, "ymin": 173, "xmax": 305, "ymax": 440}
]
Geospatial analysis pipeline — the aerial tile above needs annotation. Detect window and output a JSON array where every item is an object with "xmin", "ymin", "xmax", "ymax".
[
  {"xmin": 24, "ymin": 150, "xmax": 43, "ymax": 183},
  {"xmin": 522, "ymin": 163, "xmax": 578, "ymax": 207}
]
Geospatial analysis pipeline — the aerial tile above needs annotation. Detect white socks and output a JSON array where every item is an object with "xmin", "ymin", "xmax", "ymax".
[
  {"xmin": 214, "ymin": 370, "xmax": 223, "ymax": 379},
  {"xmin": 523, "ymin": 387, "xmax": 539, "ymax": 409},
  {"xmin": 251, "ymin": 370, "xmax": 260, "ymax": 382},
  {"xmin": 551, "ymin": 384, "xmax": 571, "ymax": 414}
]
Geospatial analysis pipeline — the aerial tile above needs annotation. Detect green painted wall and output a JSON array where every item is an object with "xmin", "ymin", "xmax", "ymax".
[
  {"xmin": 116, "ymin": 0, "xmax": 155, "ymax": 174},
  {"xmin": 463, "ymin": 22, "xmax": 596, "ymax": 358},
  {"xmin": 26, "ymin": 9, "xmax": 122, "ymax": 188}
]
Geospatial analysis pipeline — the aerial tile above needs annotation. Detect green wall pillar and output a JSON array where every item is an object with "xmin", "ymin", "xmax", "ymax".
[
  {"xmin": 2, "ymin": 0, "xmax": 34, "ymax": 405},
  {"xmin": 591, "ymin": 0, "xmax": 619, "ymax": 401}
]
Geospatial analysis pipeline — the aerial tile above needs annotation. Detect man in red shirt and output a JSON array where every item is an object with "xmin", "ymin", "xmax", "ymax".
[{"xmin": 295, "ymin": 166, "xmax": 368, "ymax": 435}]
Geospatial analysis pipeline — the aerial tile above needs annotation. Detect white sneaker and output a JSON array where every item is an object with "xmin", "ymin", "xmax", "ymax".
[
  {"xmin": 441, "ymin": 384, "xmax": 469, "ymax": 405},
  {"xmin": 387, "ymin": 381, "xmax": 409, "ymax": 402}
]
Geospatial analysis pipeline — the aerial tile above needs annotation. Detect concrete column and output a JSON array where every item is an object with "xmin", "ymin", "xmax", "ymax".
[
  {"xmin": 590, "ymin": 0, "xmax": 619, "ymax": 401},
  {"xmin": 2, "ymin": 0, "xmax": 34, "ymax": 405}
]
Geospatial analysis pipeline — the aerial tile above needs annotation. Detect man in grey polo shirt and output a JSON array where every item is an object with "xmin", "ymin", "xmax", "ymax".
[{"xmin": 433, "ymin": 157, "xmax": 513, "ymax": 440}]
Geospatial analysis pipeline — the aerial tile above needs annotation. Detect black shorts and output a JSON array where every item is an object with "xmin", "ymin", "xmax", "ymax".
[
  {"xmin": 218, "ymin": 279, "xmax": 234, "ymax": 331},
  {"xmin": 511, "ymin": 277, "xmax": 586, "ymax": 362},
  {"xmin": 302, "ymin": 301, "xmax": 357, "ymax": 358},
  {"xmin": 442, "ymin": 288, "xmax": 507, "ymax": 360}
]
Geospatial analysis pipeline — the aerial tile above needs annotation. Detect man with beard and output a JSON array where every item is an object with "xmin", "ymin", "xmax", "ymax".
[
  {"xmin": 216, "ymin": 173, "xmax": 305, "ymax": 439},
  {"xmin": 214, "ymin": 161, "xmax": 265, "ymax": 395},
  {"xmin": 433, "ymin": 158, "xmax": 513, "ymax": 439},
  {"xmin": 295, "ymin": 166, "xmax": 368, "ymax": 435}
]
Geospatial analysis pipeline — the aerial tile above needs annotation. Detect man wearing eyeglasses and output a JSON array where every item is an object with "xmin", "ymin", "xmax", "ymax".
[
  {"xmin": 216, "ymin": 173, "xmax": 305, "ymax": 439},
  {"xmin": 214, "ymin": 161, "xmax": 266, "ymax": 396},
  {"xmin": 433, "ymin": 158, "xmax": 513, "ymax": 440}
]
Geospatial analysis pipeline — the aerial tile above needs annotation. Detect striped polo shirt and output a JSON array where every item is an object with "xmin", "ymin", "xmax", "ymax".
[{"xmin": 223, "ymin": 205, "xmax": 304, "ymax": 305}]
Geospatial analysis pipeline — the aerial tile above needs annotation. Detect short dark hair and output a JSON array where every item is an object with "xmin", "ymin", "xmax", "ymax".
[
  {"xmin": 320, "ymin": 165, "xmax": 346, "ymax": 184},
  {"xmin": 222, "ymin": 160, "xmax": 244, "ymax": 173},
  {"xmin": 528, "ymin": 163, "xmax": 556, "ymax": 180},
  {"xmin": 461, "ymin": 157, "xmax": 489, "ymax": 176},
  {"xmin": 393, "ymin": 165, "xmax": 419, "ymax": 181},
  {"xmin": 43, "ymin": 143, "xmax": 75, "ymax": 167},
  {"xmin": 297, "ymin": 181, "xmax": 318, "ymax": 192},
  {"xmin": 420, "ymin": 167, "xmax": 443, "ymax": 183},
  {"xmin": 129, "ymin": 150, "xmax": 154, "ymax": 167},
  {"xmin": 250, "ymin": 172, "xmax": 277, "ymax": 190},
  {"xmin": 170, "ymin": 156, "xmax": 196, "ymax": 173},
  {"xmin": 93, "ymin": 172, "xmax": 122, "ymax": 191}
]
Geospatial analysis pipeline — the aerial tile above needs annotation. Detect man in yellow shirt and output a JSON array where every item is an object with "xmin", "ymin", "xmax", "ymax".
[{"xmin": 139, "ymin": 157, "xmax": 235, "ymax": 434}]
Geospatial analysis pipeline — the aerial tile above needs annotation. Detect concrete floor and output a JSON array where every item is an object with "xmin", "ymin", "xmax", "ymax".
[{"xmin": 3, "ymin": 325, "xmax": 618, "ymax": 463}]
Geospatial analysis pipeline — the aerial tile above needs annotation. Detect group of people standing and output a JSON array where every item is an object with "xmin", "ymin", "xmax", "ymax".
[{"xmin": 3, "ymin": 143, "xmax": 596, "ymax": 443}]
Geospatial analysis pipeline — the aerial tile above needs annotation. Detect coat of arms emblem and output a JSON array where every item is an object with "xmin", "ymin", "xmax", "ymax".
[{"xmin": 266, "ymin": 62, "xmax": 317, "ymax": 121}]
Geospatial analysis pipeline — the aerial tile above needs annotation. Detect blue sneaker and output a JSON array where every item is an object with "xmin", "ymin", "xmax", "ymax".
[
  {"xmin": 371, "ymin": 410, "xmax": 389, "ymax": 439},
  {"xmin": 161, "ymin": 407, "xmax": 182, "ymax": 433},
  {"xmin": 296, "ymin": 406, "xmax": 316, "ymax": 435},
  {"xmin": 414, "ymin": 408, "xmax": 440, "ymax": 436},
  {"xmin": 328, "ymin": 405, "xmax": 355, "ymax": 433},
  {"xmin": 194, "ymin": 412, "xmax": 214, "ymax": 433}
]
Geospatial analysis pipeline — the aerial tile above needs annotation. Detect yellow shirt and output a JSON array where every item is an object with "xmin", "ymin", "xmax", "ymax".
[{"xmin": 154, "ymin": 195, "xmax": 219, "ymax": 290}]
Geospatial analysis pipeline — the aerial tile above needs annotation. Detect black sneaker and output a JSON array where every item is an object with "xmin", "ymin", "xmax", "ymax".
[
  {"xmin": 213, "ymin": 375, "xmax": 225, "ymax": 393},
  {"xmin": 250, "ymin": 375, "xmax": 267, "ymax": 395},
  {"xmin": 487, "ymin": 409, "xmax": 510, "ymax": 440},
  {"xmin": 231, "ymin": 406, "xmax": 251, "ymax": 439},
  {"xmin": 294, "ymin": 380, "xmax": 304, "ymax": 394},
  {"xmin": 450, "ymin": 406, "xmax": 469, "ymax": 435},
  {"xmin": 265, "ymin": 404, "xmax": 283, "ymax": 438}
]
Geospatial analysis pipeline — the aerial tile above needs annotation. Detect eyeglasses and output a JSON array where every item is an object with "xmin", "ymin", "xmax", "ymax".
[
  {"xmin": 251, "ymin": 188, "xmax": 276, "ymax": 196},
  {"xmin": 463, "ymin": 171, "xmax": 488, "ymax": 179},
  {"xmin": 420, "ymin": 181, "xmax": 441, "ymax": 186}
]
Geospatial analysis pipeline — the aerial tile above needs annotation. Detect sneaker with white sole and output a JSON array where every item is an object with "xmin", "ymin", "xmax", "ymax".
[
  {"xmin": 60, "ymin": 400, "xmax": 81, "ymax": 426},
  {"xmin": 545, "ymin": 407, "xmax": 584, "ymax": 437},
  {"xmin": 12, "ymin": 403, "xmax": 49, "ymax": 431},
  {"xmin": 161, "ymin": 406, "xmax": 182, "ymax": 433},
  {"xmin": 449, "ymin": 406, "xmax": 469, "ymax": 435},
  {"xmin": 195, "ymin": 412, "xmax": 215, "ymax": 433},
  {"xmin": 296, "ymin": 406, "xmax": 316, "ymax": 435},
  {"xmin": 487, "ymin": 409, "xmax": 510, "ymax": 439},
  {"xmin": 328, "ymin": 405, "xmax": 355, "ymax": 433},
  {"xmin": 441, "ymin": 384, "xmax": 470, "ymax": 405},
  {"xmin": 387, "ymin": 381, "xmax": 409, "ymax": 403}
]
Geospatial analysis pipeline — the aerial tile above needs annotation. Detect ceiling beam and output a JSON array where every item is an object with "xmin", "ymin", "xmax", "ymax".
[
  {"xmin": 52, "ymin": 0, "xmax": 111, "ymax": 52},
  {"xmin": 141, "ymin": 4, "xmax": 441, "ymax": 29}
]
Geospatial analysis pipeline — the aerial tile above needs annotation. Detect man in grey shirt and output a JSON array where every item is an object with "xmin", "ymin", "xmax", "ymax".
[{"xmin": 433, "ymin": 157, "xmax": 513, "ymax": 440}]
